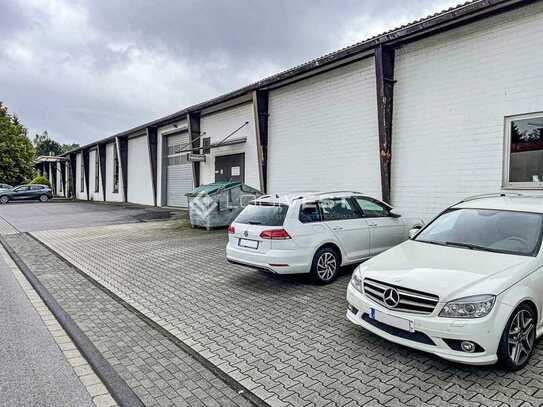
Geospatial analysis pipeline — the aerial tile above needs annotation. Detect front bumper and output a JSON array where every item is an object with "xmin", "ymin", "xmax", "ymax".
[{"xmin": 346, "ymin": 283, "xmax": 512, "ymax": 365}]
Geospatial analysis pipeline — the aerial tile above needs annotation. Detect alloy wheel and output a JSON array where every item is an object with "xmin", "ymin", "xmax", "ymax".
[
  {"xmin": 40, "ymin": 195, "xmax": 48, "ymax": 202},
  {"xmin": 0, "ymin": 196, "xmax": 8, "ymax": 204},
  {"xmin": 316, "ymin": 252, "xmax": 337, "ymax": 281},
  {"xmin": 508, "ymin": 309, "xmax": 535, "ymax": 367}
]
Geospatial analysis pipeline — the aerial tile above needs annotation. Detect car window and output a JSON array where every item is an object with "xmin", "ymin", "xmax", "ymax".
[
  {"xmin": 31, "ymin": 185, "xmax": 43, "ymax": 190},
  {"xmin": 299, "ymin": 202, "xmax": 321, "ymax": 223},
  {"xmin": 319, "ymin": 198, "xmax": 360, "ymax": 221},
  {"xmin": 416, "ymin": 208, "xmax": 543, "ymax": 256},
  {"xmin": 355, "ymin": 197, "xmax": 389, "ymax": 217},
  {"xmin": 235, "ymin": 203, "xmax": 289, "ymax": 226},
  {"xmin": 14, "ymin": 186, "xmax": 29, "ymax": 192}
]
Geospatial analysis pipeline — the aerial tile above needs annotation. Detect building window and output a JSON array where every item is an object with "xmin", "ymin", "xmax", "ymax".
[
  {"xmin": 94, "ymin": 152, "xmax": 100, "ymax": 193},
  {"xmin": 80, "ymin": 157, "xmax": 85, "ymax": 192},
  {"xmin": 113, "ymin": 147, "xmax": 119, "ymax": 193},
  {"xmin": 504, "ymin": 113, "xmax": 543, "ymax": 188}
]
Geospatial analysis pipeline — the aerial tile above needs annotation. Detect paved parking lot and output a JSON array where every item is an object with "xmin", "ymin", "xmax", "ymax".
[
  {"xmin": 22, "ymin": 205, "xmax": 543, "ymax": 407},
  {"xmin": 2, "ymin": 201, "xmax": 543, "ymax": 407}
]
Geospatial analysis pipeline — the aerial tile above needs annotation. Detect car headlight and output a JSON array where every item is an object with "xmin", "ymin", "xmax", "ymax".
[
  {"xmin": 439, "ymin": 295, "xmax": 496, "ymax": 318},
  {"xmin": 350, "ymin": 266, "xmax": 364, "ymax": 293}
]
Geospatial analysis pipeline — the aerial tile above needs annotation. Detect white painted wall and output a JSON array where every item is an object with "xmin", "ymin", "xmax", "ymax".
[
  {"xmin": 157, "ymin": 120, "xmax": 187, "ymax": 207},
  {"xmin": 267, "ymin": 59, "xmax": 381, "ymax": 196},
  {"xmin": 106, "ymin": 142, "xmax": 123, "ymax": 202},
  {"xmin": 75, "ymin": 153, "xmax": 86, "ymax": 200},
  {"xmin": 392, "ymin": 1, "xmax": 543, "ymax": 221},
  {"xmin": 55, "ymin": 162, "xmax": 64, "ymax": 197},
  {"xmin": 199, "ymin": 102, "xmax": 260, "ymax": 190},
  {"xmin": 127, "ymin": 135, "xmax": 154, "ymax": 206},
  {"xmin": 88, "ymin": 149, "xmax": 103, "ymax": 201}
]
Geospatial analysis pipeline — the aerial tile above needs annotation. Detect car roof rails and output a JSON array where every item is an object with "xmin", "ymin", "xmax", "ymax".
[{"xmin": 457, "ymin": 192, "xmax": 524, "ymax": 204}]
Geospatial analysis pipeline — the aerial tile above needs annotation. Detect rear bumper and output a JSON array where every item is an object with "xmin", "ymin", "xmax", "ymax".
[{"xmin": 225, "ymin": 243, "xmax": 310, "ymax": 274}]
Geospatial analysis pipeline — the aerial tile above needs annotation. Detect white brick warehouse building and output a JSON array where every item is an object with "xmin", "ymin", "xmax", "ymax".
[{"xmin": 40, "ymin": 0, "xmax": 543, "ymax": 222}]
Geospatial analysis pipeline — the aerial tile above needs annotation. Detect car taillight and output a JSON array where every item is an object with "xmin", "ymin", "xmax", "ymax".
[
  {"xmin": 260, "ymin": 229, "xmax": 291, "ymax": 240},
  {"xmin": 227, "ymin": 225, "xmax": 235, "ymax": 234}
]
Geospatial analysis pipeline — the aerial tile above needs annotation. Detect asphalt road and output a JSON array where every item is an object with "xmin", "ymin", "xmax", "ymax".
[{"xmin": 0, "ymin": 249, "xmax": 94, "ymax": 407}]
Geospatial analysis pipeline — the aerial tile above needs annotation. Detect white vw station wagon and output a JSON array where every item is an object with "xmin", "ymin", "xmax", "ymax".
[
  {"xmin": 226, "ymin": 192, "xmax": 422, "ymax": 283},
  {"xmin": 347, "ymin": 193, "xmax": 543, "ymax": 370}
]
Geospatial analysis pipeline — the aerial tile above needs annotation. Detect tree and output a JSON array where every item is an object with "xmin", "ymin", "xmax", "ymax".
[
  {"xmin": 0, "ymin": 102, "xmax": 35, "ymax": 185},
  {"xmin": 61, "ymin": 143, "xmax": 80, "ymax": 154},
  {"xmin": 33, "ymin": 130, "xmax": 63, "ymax": 156}
]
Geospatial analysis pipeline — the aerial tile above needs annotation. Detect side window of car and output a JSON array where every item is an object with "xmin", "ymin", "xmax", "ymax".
[
  {"xmin": 31, "ymin": 185, "xmax": 43, "ymax": 190},
  {"xmin": 355, "ymin": 197, "xmax": 390, "ymax": 218},
  {"xmin": 319, "ymin": 198, "xmax": 360, "ymax": 221},
  {"xmin": 299, "ymin": 202, "xmax": 321, "ymax": 223}
]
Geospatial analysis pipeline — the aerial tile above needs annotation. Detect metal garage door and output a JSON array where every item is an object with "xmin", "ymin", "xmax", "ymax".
[{"xmin": 166, "ymin": 133, "xmax": 193, "ymax": 207}]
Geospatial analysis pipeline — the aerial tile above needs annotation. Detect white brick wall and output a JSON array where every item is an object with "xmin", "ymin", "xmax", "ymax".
[
  {"xmin": 127, "ymin": 135, "xmax": 154, "ymax": 206},
  {"xmin": 392, "ymin": 1, "xmax": 543, "ymax": 221},
  {"xmin": 199, "ymin": 103, "xmax": 260, "ymax": 190},
  {"xmin": 267, "ymin": 58, "xmax": 381, "ymax": 197},
  {"xmin": 105, "ymin": 142, "xmax": 123, "ymax": 202},
  {"xmin": 75, "ymin": 153, "xmax": 86, "ymax": 200},
  {"xmin": 88, "ymin": 149, "xmax": 103, "ymax": 201}
]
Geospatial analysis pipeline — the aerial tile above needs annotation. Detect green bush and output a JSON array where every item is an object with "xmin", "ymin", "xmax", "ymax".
[{"xmin": 30, "ymin": 175, "xmax": 51, "ymax": 187}]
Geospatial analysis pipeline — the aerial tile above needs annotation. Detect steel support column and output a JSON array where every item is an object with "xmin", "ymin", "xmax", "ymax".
[
  {"xmin": 252, "ymin": 90, "xmax": 269, "ymax": 193},
  {"xmin": 147, "ymin": 127, "xmax": 158, "ymax": 206},
  {"xmin": 375, "ymin": 45, "xmax": 396, "ymax": 204},
  {"xmin": 98, "ymin": 143, "xmax": 107, "ymax": 201},
  {"xmin": 82, "ymin": 149, "xmax": 90, "ymax": 200},
  {"xmin": 69, "ymin": 154, "xmax": 77, "ymax": 199},
  {"xmin": 187, "ymin": 112, "xmax": 201, "ymax": 188},
  {"xmin": 117, "ymin": 136, "xmax": 128, "ymax": 203}
]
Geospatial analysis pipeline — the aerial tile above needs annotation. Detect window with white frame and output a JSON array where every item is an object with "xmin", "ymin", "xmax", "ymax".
[
  {"xmin": 94, "ymin": 151, "xmax": 100, "ymax": 193},
  {"xmin": 113, "ymin": 147, "xmax": 119, "ymax": 193},
  {"xmin": 504, "ymin": 113, "xmax": 543, "ymax": 188}
]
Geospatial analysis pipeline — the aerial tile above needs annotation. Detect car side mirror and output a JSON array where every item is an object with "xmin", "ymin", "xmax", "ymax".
[
  {"xmin": 408, "ymin": 226, "xmax": 422, "ymax": 239},
  {"xmin": 389, "ymin": 212, "xmax": 401, "ymax": 218}
]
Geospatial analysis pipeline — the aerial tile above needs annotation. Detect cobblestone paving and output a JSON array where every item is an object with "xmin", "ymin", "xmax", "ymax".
[
  {"xmin": 0, "ymin": 215, "xmax": 18, "ymax": 235},
  {"xmin": 33, "ymin": 221, "xmax": 543, "ymax": 407},
  {"xmin": 5, "ymin": 233, "xmax": 252, "ymax": 407}
]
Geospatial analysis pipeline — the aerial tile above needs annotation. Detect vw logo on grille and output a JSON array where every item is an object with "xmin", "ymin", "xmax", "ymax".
[
  {"xmin": 383, "ymin": 288, "xmax": 400, "ymax": 308},
  {"xmin": 243, "ymin": 230, "xmax": 249, "ymax": 237}
]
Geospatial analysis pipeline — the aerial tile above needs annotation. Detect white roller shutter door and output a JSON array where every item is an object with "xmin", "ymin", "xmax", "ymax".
[{"xmin": 166, "ymin": 133, "xmax": 193, "ymax": 207}]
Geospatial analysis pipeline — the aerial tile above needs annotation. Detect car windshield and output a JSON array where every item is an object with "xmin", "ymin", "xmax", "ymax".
[
  {"xmin": 415, "ymin": 208, "xmax": 543, "ymax": 256},
  {"xmin": 235, "ymin": 203, "xmax": 289, "ymax": 226}
]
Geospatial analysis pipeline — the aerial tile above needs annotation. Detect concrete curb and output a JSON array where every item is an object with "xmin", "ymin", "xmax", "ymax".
[{"xmin": 0, "ymin": 235, "xmax": 144, "ymax": 407}]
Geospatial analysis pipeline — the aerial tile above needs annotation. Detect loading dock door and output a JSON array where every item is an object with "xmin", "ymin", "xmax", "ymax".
[
  {"xmin": 215, "ymin": 154, "xmax": 245, "ymax": 183},
  {"xmin": 166, "ymin": 133, "xmax": 193, "ymax": 207}
]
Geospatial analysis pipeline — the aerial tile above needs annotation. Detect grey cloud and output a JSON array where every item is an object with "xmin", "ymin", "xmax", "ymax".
[{"xmin": 0, "ymin": 0, "xmax": 460, "ymax": 145}]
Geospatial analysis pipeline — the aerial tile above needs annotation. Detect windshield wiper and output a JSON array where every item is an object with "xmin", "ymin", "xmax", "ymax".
[
  {"xmin": 444, "ymin": 241, "xmax": 499, "ymax": 253},
  {"xmin": 247, "ymin": 221, "xmax": 262, "ymax": 225}
]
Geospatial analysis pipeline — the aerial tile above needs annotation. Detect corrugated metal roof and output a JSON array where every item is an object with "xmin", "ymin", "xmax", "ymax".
[{"xmin": 64, "ymin": 0, "xmax": 530, "ymax": 155}]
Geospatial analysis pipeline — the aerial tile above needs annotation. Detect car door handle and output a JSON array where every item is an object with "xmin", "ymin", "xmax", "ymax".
[
  {"xmin": 331, "ymin": 226, "xmax": 343, "ymax": 231},
  {"xmin": 368, "ymin": 223, "xmax": 378, "ymax": 227}
]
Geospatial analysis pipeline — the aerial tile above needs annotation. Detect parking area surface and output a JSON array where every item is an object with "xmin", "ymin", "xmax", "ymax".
[
  {"xmin": 23, "ymin": 210, "xmax": 543, "ymax": 407},
  {"xmin": 0, "ymin": 201, "xmax": 181, "ymax": 232}
]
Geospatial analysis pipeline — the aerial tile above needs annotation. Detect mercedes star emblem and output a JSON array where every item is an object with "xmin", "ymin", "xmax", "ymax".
[
  {"xmin": 383, "ymin": 288, "xmax": 400, "ymax": 308},
  {"xmin": 243, "ymin": 230, "xmax": 249, "ymax": 237}
]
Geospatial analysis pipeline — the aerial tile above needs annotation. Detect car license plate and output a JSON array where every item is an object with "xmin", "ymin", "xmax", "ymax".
[
  {"xmin": 369, "ymin": 308, "xmax": 414, "ymax": 332},
  {"xmin": 239, "ymin": 238, "xmax": 258, "ymax": 249}
]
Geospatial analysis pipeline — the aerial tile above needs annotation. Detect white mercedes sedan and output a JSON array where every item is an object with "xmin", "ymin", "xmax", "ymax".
[
  {"xmin": 226, "ymin": 191, "xmax": 422, "ymax": 284},
  {"xmin": 347, "ymin": 193, "xmax": 543, "ymax": 370}
]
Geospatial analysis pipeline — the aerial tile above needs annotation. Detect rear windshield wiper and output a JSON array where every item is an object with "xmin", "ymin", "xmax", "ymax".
[
  {"xmin": 247, "ymin": 221, "xmax": 262, "ymax": 225},
  {"xmin": 444, "ymin": 241, "xmax": 498, "ymax": 253}
]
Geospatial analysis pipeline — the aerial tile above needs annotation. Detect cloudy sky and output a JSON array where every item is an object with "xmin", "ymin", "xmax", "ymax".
[{"xmin": 1, "ymin": 0, "xmax": 461, "ymax": 145}]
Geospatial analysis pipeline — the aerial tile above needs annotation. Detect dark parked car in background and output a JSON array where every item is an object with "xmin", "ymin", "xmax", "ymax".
[{"xmin": 0, "ymin": 184, "xmax": 53, "ymax": 204}]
